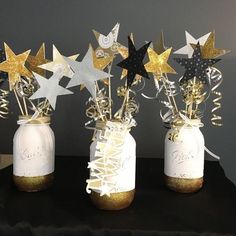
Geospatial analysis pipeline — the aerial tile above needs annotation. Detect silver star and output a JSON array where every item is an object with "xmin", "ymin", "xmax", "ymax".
[
  {"xmin": 64, "ymin": 46, "xmax": 112, "ymax": 98},
  {"xmin": 174, "ymin": 31, "xmax": 210, "ymax": 58},
  {"xmin": 30, "ymin": 71, "xmax": 73, "ymax": 110}
]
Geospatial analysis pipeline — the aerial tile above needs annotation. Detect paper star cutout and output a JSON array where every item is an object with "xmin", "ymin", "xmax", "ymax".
[
  {"xmin": 26, "ymin": 43, "xmax": 50, "ymax": 77},
  {"xmin": 191, "ymin": 31, "xmax": 230, "ymax": 59},
  {"xmin": 0, "ymin": 48, "xmax": 8, "ymax": 85},
  {"xmin": 174, "ymin": 31, "xmax": 211, "ymax": 58},
  {"xmin": 117, "ymin": 36, "xmax": 151, "ymax": 87},
  {"xmin": 145, "ymin": 47, "xmax": 176, "ymax": 76},
  {"xmin": 30, "ymin": 71, "xmax": 73, "ymax": 110},
  {"xmin": 39, "ymin": 45, "xmax": 79, "ymax": 78},
  {"xmin": 100, "ymin": 183, "xmax": 112, "ymax": 197},
  {"xmin": 174, "ymin": 42, "xmax": 220, "ymax": 84},
  {"xmin": 64, "ymin": 46, "xmax": 112, "ymax": 98},
  {"xmin": 93, "ymin": 22, "xmax": 120, "ymax": 57},
  {"xmin": 118, "ymin": 33, "xmax": 143, "ymax": 80},
  {"xmin": 0, "ymin": 43, "xmax": 31, "ymax": 90},
  {"xmin": 152, "ymin": 31, "xmax": 167, "ymax": 54}
]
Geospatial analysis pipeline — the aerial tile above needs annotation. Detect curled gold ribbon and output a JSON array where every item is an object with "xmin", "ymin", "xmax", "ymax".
[
  {"xmin": 208, "ymin": 67, "xmax": 223, "ymax": 126},
  {"xmin": 0, "ymin": 89, "xmax": 9, "ymax": 119}
]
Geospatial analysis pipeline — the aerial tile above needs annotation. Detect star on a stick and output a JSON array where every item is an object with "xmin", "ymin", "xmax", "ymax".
[
  {"xmin": 0, "ymin": 43, "xmax": 31, "ymax": 90},
  {"xmin": 64, "ymin": 46, "xmax": 112, "ymax": 98},
  {"xmin": 117, "ymin": 36, "xmax": 150, "ymax": 87},
  {"xmin": 26, "ymin": 43, "xmax": 50, "ymax": 77},
  {"xmin": 39, "ymin": 45, "xmax": 79, "ymax": 78},
  {"xmin": 191, "ymin": 31, "xmax": 230, "ymax": 59},
  {"xmin": 30, "ymin": 71, "xmax": 73, "ymax": 110},
  {"xmin": 145, "ymin": 47, "xmax": 176, "ymax": 76},
  {"xmin": 174, "ymin": 31, "xmax": 211, "ymax": 58},
  {"xmin": 174, "ymin": 42, "xmax": 220, "ymax": 84}
]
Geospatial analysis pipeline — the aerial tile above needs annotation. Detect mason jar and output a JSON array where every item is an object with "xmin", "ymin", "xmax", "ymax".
[
  {"xmin": 13, "ymin": 116, "xmax": 55, "ymax": 192},
  {"xmin": 164, "ymin": 126, "xmax": 205, "ymax": 193},
  {"xmin": 87, "ymin": 120, "xmax": 136, "ymax": 210}
]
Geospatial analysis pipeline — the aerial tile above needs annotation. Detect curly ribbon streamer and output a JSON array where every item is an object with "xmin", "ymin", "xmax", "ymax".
[
  {"xmin": 207, "ymin": 67, "xmax": 223, "ymax": 126},
  {"xmin": 0, "ymin": 89, "xmax": 9, "ymax": 119}
]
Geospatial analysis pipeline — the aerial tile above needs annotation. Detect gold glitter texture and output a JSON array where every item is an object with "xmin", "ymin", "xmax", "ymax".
[
  {"xmin": 0, "ymin": 43, "xmax": 31, "ymax": 90},
  {"xmin": 145, "ymin": 47, "xmax": 176, "ymax": 76},
  {"xmin": 90, "ymin": 189, "xmax": 135, "ymax": 210},
  {"xmin": 13, "ymin": 172, "xmax": 54, "ymax": 192},
  {"xmin": 27, "ymin": 43, "xmax": 50, "ymax": 77}
]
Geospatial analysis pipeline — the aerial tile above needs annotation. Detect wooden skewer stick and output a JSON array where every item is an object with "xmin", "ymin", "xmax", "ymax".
[
  {"xmin": 13, "ymin": 88, "xmax": 25, "ymax": 116},
  {"xmin": 95, "ymin": 82, "xmax": 105, "ymax": 122},
  {"xmin": 107, "ymin": 62, "xmax": 113, "ymax": 120}
]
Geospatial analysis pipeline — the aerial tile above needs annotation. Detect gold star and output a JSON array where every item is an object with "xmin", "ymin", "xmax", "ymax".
[
  {"xmin": 26, "ymin": 43, "xmax": 50, "ymax": 77},
  {"xmin": 0, "ymin": 43, "xmax": 31, "ymax": 90},
  {"xmin": 191, "ymin": 31, "xmax": 230, "ymax": 59},
  {"xmin": 145, "ymin": 47, "xmax": 176, "ymax": 77}
]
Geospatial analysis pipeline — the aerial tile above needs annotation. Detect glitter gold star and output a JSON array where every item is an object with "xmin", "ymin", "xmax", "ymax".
[
  {"xmin": 145, "ymin": 47, "xmax": 176, "ymax": 78},
  {"xmin": 191, "ymin": 31, "xmax": 230, "ymax": 59},
  {"xmin": 26, "ymin": 43, "xmax": 50, "ymax": 77},
  {"xmin": 0, "ymin": 43, "xmax": 31, "ymax": 90}
]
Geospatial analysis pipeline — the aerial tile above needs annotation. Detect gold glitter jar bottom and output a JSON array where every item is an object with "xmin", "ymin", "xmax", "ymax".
[
  {"xmin": 90, "ymin": 189, "xmax": 135, "ymax": 210},
  {"xmin": 13, "ymin": 172, "xmax": 54, "ymax": 192},
  {"xmin": 165, "ymin": 175, "xmax": 203, "ymax": 193}
]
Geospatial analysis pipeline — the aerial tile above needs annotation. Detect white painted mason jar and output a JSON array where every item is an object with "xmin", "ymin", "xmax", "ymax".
[
  {"xmin": 88, "ymin": 121, "xmax": 136, "ymax": 210},
  {"xmin": 13, "ymin": 116, "xmax": 55, "ymax": 192},
  {"xmin": 164, "ymin": 126, "xmax": 205, "ymax": 193}
]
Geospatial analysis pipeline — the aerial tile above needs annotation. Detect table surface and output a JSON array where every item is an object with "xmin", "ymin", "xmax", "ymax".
[{"xmin": 0, "ymin": 157, "xmax": 236, "ymax": 236}]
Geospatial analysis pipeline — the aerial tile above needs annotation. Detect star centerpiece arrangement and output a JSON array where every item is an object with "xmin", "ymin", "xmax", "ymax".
[{"xmin": 144, "ymin": 30, "xmax": 228, "ymax": 134}]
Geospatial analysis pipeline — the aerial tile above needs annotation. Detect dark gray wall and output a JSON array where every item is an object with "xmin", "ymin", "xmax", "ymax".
[{"xmin": 0, "ymin": 0, "xmax": 236, "ymax": 185}]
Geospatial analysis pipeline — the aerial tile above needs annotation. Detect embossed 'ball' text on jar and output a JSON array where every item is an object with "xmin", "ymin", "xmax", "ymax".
[
  {"xmin": 88, "ymin": 120, "xmax": 136, "ymax": 210},
  {"xmin": 164, "ymin": 124, "xmax": 205, "ymax": 193},
  {"xmin": 13, "ymin": 116, "xmax": 55, "ymax": 192}
]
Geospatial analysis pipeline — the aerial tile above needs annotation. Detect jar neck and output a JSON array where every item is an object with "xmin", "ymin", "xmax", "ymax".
[
  {"xmin": 18, "ymin": 115, "xmax": 51, "ymax": 125},
  {"xmin": 95, "ymin": 120, "xmax": 131, "ymax": 133}
]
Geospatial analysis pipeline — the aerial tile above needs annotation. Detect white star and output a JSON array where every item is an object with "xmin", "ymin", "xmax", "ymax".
[
  {"xmin": 39, "ymin": 45, "xmax": 79, "ymax": 78},
  {"xmin": 174, "ymin": 31, "xmax": 211, "ymax": 58},
  {"xmin": 64, "ymin": 46, "xmax": 112, "ymax": 98},
  {"xmin": 87, "ymin": 161, "xmax": 97, "ymax": 171},
  {"xmin": 30, "ymin": 71, "xmax": 73, "ymax": 110},
  {"xmin": 100, "ymin": 182, "xmax": 112, "ymax": 197}
]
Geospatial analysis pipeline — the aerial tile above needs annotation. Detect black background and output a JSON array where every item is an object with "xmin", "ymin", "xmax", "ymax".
[{"xmin": 0, "ymin": 0, "xmax": 235, "ymax": 185}]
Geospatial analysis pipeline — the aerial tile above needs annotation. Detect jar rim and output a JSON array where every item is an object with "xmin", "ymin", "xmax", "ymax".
[{"xmin": 18, "ymin": 115, "xmax": 51, "ymax": 125}]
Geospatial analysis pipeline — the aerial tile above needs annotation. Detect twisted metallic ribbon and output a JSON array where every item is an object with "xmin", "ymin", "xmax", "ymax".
[{"xmin": 0, "ymin": 89, "xmax": 9, "ymax": 119}]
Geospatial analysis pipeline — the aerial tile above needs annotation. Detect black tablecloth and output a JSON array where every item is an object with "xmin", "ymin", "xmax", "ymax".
[{"xmin": 0, "ymin": 157, "xmax": 236, "ymax": 236}]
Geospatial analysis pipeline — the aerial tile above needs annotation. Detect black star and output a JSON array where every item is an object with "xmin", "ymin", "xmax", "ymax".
[
  {"xmin": 174, "ymin": 42, "xmax": 220, "ymax": 85},
  {"xmin": 0, "ymin": 47, "xmax": 8, "ymax": 88},
  {"xmin": 117, "ymin": 36, "xmax": 151, "ymax": 87}
]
